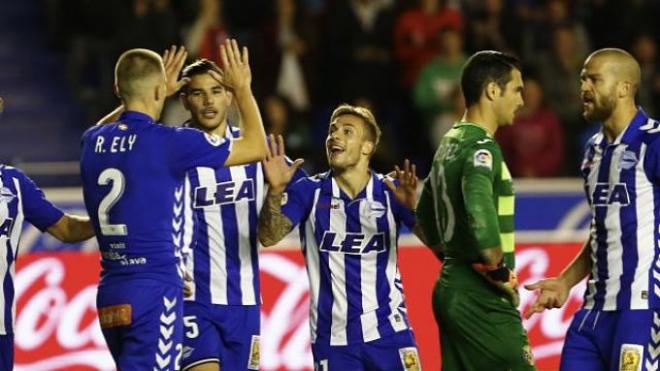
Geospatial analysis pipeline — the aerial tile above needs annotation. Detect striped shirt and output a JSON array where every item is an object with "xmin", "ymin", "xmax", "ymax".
[
  {"xmin": 581, "ymin": 109, "xmax": 660, "ymax": 310},
  {"xmin": 281, "ymin": 171, "xmax": 416, "ymax": 346},
  {"xmin": 184, "ymin": 125, "xmax": 304, "ymax": 305},
  {"xmin": 0, "ymin": 165, "xmax": 63, "ymax": 334}
]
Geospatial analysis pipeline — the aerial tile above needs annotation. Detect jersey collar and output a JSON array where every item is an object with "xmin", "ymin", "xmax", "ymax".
[
  {"xmin": 118, "ymin": 110, "xmax": 155, "ymax": 124},
  {"xmin": 454, "ymin": 121, "xmax": 493, "ymax": 138}
]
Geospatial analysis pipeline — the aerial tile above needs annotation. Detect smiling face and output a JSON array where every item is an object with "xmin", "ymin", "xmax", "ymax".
[
  {"xmin": 326, "ymin": 114, "xmax": 374, "ymax": 171},
  {"xmin": 580, "ymin": 56, "xmax": 618, "ymax": 123},
  {"xmin": 180, "ymin": 72, "xmax": 232, "ymax": 132}
]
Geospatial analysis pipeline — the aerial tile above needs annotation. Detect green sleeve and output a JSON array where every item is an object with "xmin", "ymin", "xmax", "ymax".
[
  {"xmin": 461, "ymin": 142, "xmax": 501, "ymax": 251},
  {"xmin": 416, "ymin": 177, "xmax": 442, "ymax": 247}
]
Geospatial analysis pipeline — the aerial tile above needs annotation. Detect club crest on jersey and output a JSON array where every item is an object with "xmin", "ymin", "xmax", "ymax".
[
  {"xmin": 473, "ymin": 149, "xmax": 492, "ymax": 170},
  {"xmin": 619, "ymin": 150, "xmax": 638, "ymax": 170},
  {"xmin": 592, "ymin": 182, "xmax": 630, "ymax": 206},
  {"xmin": 194, "ymin": 179, "xmax": 255, "ymax": 208},
  {"xmin": 0, "ymin": 186, "xmax": 14, "ymax": 204},
  {"xmin": 204, "ymin": 133, "xmax": 223, "ymax": 147},
  {"xmin": 0, "ymin": 218, "xmax": 14, "ymax": 236},
  {"xmin": 364, "ymin": 200, "xmax": 386, "ymax": 218},
  {"xmin": 320, "ymin": 231, "xmax": 386, "ymax": 254}
]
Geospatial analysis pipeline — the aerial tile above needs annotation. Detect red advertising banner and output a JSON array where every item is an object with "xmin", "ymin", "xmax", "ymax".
[{"xmin": 14, "ymin": 243, "xmax": 583, "ymax": 370}]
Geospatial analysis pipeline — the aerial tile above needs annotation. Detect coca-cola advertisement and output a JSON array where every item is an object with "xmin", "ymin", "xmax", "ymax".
[
  {"xmin": 14, "ymin": 243, "xmax": 584, "ymax": 370},
  {"xmin": 12, "ymin": 184, "xmax": 589, "ymax": 370}
]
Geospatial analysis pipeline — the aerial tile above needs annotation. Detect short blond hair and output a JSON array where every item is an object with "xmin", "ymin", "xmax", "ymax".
[
  {"xmin": 114, "ymin": 48, "xmax": 165, "ymax": 100},
  {"xmin": 330, "ymin": 104, "xmax": 382, "ymax": 148}
]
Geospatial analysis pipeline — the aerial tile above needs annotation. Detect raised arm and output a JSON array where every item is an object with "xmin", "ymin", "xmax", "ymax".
[
  {"xmin": 258, "ymin": 135, "xmax": 304, "ymax": 246},
  {"xmin": 47, "ymin": 214, "xmax": 95, "ymax": 242},
  {"xmin": 215, "ymin": 39, "xmax": 268, "ymax": 167},
  {"xmin": 97, "ymin": 45, "xmax": 189, "ymax": 125}
]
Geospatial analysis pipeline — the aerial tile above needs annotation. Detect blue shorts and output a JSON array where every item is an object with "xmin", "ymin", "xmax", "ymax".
[
  {"xmin": 97, "ymin": 280, "xmax": 183, "ymax": 371},
  {"xmin": 181, "ymin": 302, "xmax": 260, "ymax": 371},
  {"xmin": 312, "ymin": 329, "xmax": 421, "ymax": 371},
  {"xmin": 0, "ymin": 334, "xmax": 13, "ymax": 371},
  {"xmin": 561, "ymin": 308, "xmax": 660, "ymax": 371}
]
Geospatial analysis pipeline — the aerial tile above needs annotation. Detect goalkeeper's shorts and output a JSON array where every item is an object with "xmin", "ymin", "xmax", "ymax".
[{"xmin": 433, "ymin": 281, "xmax": 535, "ymax": 371}]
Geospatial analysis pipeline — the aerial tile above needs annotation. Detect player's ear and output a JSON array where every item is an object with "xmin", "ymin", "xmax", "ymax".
[
  {"xmin": 362, "ymin": 141, "xmax": 374, "ymax": 157},
  {"xmin": 113, "ymin": 84, "xmax": 120, "ymax": 99},
  {"xmin": 485, "ymin": 81, "xmax": 500, "ymax": 101},
  {"xmin": 617, "ymin": 81, "xmax": 632, "ymax": 99}
]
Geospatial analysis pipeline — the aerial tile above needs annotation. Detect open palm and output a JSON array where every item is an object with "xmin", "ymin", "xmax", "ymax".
[
  {"xmin": 262, "ymin": 134, "xmax": 304, "ymax": 193},
  {"xmin": 385, "ymin": 159, "xmax": 418, "ymax": 211}
]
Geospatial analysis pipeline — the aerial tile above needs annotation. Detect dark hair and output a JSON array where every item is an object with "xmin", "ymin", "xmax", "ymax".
[
  {"xmin": 180, "ymin": 59, "xmax": 222, "ymax": 92},
  {"xmin": 460, "ymin": 51, "xmax": 521, "ymax": 106}
]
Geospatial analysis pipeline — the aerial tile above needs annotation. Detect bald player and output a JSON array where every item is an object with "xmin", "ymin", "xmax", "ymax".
[
  {"xmin": 80, "ymin": 40, "xmax": 267, "ymax": 370},
  {"xmin": 525, "ymin": 48, "xmax": 660, "ymax": 371}
]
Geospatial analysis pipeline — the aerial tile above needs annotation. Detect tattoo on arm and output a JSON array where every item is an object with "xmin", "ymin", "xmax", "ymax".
[{"xmin": 258, "ymin": 191, "xmax": 294, "ymax": 247}]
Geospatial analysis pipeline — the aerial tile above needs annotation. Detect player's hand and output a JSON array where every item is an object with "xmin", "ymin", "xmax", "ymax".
[
  {"xmin": 162, "ymin": 45, "xmax": 190, "ymax": 96},
  {"xmin": 262, "ymin": 134, "xmax": 304, "ymax": 194},
  {"xmin": 523, "ymin": 277, "xmax": 569, "ymax": 319},
  {"xmin": 384, "ymin": 159, "xmax": 418, "ymax": 211},
  {"xmin": 218, "ymin": 39, "xmax": 251, "ymax": 94}
]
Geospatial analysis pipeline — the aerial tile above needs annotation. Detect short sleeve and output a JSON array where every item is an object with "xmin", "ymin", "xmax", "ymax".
[
  {"xmin": 644, "ymin": 136, "xmax": 660, "ymax": 186},
  {"xmin": 280, "ymin": 178, "xmax": 316, "ymax": 227},
  {"xmin": 17, "ymin": 170, "xmax": 64, "ymax": 231},
  {"xmin": 462, "ymin": 141, "xmax": 501, "ymax": 250},
  {"xmin": 167, "ymin": 127, "xmax": 233, "ymax": 175}
]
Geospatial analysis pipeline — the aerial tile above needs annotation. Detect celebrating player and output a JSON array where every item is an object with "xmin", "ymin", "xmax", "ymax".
[
  {"xmin": 258, "ymin": 104, "xmax": 422, "ymax": 370},
  {"xmin": 416, "ymin": 51, "xmax": 535, "ymax": 370},
  {"xmin": 0, "ymin": 164, "xmax": 95, "ymax": 369},
  {"xmin": 525, "ymin": 48, "xmax": 660, "ymax": 370},
  {"xmin": 80, "ymin": 39, "xmax": 267, "ymax": 370}
]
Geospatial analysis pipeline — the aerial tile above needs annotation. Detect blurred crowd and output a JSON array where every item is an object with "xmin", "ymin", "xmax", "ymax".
[{"xmin": 41, "ymin": 0, "xmax": 660, "ymax": 176}]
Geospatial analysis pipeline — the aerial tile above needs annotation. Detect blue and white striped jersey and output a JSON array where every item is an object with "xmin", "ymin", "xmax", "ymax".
[
  {"xmin": 281, "ymin": 171, "xmax": 416, "ymax": 346},
  {"xmin": 0, "ymin": 165, "xmax": 63, "ymax": 334},
  {"xmin": 80, "ymin": 111, "xmax": 232, "ymax": 287},
  {"xmin": 184, "ymin": 125, "xmax": 305, "ymax": 306},
  {"xmin": 581, "ymin": 109, "xmax": 660, "ymax": 311}
]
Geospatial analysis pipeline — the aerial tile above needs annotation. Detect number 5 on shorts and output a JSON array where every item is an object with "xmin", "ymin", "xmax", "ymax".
[{"xmin": 183, "ymin": 316, "xmax": 199, "ymax": 339}]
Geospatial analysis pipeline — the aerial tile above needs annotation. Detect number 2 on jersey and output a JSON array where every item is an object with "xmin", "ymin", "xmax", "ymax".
[{"xmin": 97, "ymin": 168, "xmax": 128, "ymax": 236}]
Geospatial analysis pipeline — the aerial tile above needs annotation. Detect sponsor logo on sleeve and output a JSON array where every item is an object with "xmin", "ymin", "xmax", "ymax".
[{"xmin": 473, "ymin": 149, "xmax": 493, "ymax": 170}]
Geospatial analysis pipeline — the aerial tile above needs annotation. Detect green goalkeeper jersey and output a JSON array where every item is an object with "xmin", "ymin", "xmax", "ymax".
[{"xmin": 417, "ymin": 122, "xmax": 515, "ymax": 294}]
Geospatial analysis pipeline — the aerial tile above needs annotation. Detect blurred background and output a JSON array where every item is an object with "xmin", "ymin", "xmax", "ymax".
[
  {"xmin": 2, "ymin": 0, "xmax": 659, "ymax": 370},
  {"xmin": 1, "ymin": 0, "xmax": 658, "ymax": 185}
]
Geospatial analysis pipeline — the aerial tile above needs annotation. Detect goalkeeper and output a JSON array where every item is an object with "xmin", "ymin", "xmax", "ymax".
[{"xmin": 416, "ymin": 51, "xmax": 535, "ymax": 371}]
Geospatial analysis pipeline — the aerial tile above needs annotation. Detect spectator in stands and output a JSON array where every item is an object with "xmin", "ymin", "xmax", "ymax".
[
  {"xmin": 497, "ymin": 75, "xmax": 565, "ymax": 177},
  {"xmin": 394, "ymin": 0, "xmax": 463, "ymax": 88},
  {"xmin": 413, "ymin": 26, "xmax": 466, "ymax": 142},
  {"xmin": 528, "ymin": 0, "xmax": 590, "ymax": 58},
  {"xmin": 257, "ymin": 0, "xmax": 315, "ymax": 112},
  {"xmin": 319, "ymin": 0, "xmax": 396, "ymax": 107},
  {"xmin": 184, "ymin": 0, "xmax": 229, "ymax": 63},
  {"xmin": 263, "ymin": 94, "xmax": 314, "ymax": 168},
  {"xmin": 632, "ymin": 33, "xmax": 660, "ymax": 116},
  {"xmin": 115, "ymin": 0, "xmax": 179, "ymax": 52},
  {"xmin": 464, "ymin": 0, "xmax": 517, "ymax": 53},
  {"xmin": 533, "ymin": 25, "xmax": 585, "ymax": 169}
]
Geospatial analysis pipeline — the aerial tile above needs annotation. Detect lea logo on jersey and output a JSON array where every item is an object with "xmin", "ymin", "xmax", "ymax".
[
  {"xmin": 592, "ymin": 183, "xmax": 630, "ymax": 206},
  {"xmin": 194, "ymin": 179, "xmax": 255, "ymax": 208},
  {"xmin": 0, "ymin": 218, "xmax": 14, "ymax": 236},
  {"xmin": 319, "ymin": 231, "xmax": 386, "ymax": 254}
]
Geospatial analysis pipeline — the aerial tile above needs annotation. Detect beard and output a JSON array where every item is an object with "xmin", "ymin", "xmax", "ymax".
[{"xmin": 583, "ymin": 92, "xmax": 617, "ymax": 123}]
